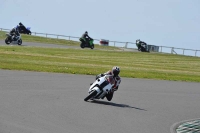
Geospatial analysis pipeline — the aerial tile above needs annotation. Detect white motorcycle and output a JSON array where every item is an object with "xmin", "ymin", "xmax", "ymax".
[
  {"xmin": 84, "ymin": 75, "xmax": 115, "ymax": 101},
  {"xmin": 5, "ymin": 33, "xmax": 22, "ymax": 45}
]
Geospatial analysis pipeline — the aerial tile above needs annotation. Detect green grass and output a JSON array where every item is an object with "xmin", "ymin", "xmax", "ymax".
[{"xmin": 0, "ymin": 45, "xmax": 200, "ymax": 82}]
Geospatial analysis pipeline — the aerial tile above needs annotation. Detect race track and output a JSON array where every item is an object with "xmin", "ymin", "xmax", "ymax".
[
  {"xmin": 0, "ymin": 40, "xmax": 200, "ymax": 133},
  {"xmin": 0, "ymin": 40, "xmax": 77, "ymax": 49},
  {"xmin": 0, "ymin": 40, "xmax": 138, "ymax": 51}
]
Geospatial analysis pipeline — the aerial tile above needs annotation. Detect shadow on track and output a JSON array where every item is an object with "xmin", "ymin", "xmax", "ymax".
[{"xmin": 89, "ymin": 100, "xmax": 147, "ymax": 111}]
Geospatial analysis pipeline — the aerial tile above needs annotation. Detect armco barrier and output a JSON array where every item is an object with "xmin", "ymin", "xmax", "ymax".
[{"xmin": 1, "ymin": 28, "xmax": 199, "ymax": 57}]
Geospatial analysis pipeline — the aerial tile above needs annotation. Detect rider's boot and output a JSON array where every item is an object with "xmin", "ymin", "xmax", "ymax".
[
  {"xmin": 12, "ymin": 36, "xmax": 15, "ymax": 41},
  {"xmin": 101, "ymin": 95, "xmax": 106, "ymax": 99}
]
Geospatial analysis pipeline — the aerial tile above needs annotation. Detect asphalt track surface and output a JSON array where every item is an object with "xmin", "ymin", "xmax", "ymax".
[
  {"xmin": 0, "ymin": 40, "xmax": 137, "ymax": 51},
  {"xmin": 0, "ymin": 41, "xmax": 200, "ymax": 133},
  {"xmin": 0, "ymin": 40, "xmax": 78, "ymax": 49}
]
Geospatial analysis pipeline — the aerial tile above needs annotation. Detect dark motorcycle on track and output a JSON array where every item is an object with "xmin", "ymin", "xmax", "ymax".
[
  {"xmin": 5, "ymin": 33, "xmax": 22, "ymax": 45},
  {"xmin": 19, "ymin": 27, "xmax": 31, "ymax": 35},
  {"xmin": 79, "ymin": 37, "xmax": 94, "ymax": 49},
  {"xmin": 136, "ymin": 40, "xmax": 149, "ymax": 52},
  {"xmin": 18, "ymin": 22, "xmax": 31, "ymax": 35}
]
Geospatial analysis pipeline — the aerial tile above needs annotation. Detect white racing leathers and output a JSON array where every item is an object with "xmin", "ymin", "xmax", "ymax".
[{"xmin": 84, "ymin": 75, "xmax": 115, "ymax": 101}]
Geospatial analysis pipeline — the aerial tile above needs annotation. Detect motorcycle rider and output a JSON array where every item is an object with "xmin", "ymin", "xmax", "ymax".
[
  {"xmin": 95, "ymin": 66, "xmax": 121, "ymax": 101},
  {"xmin": 81, "ymin": 31, "xmax": 91, "ymax": 44},
  {"xmin": 136, "ymin": 39, "xmax": 147, "ymax": 51},
  {"xmin": 18, "ymin": 22, "xmax": 24, "ymax": 32},
  {"xmin": 9, "ymin": 26, "xmax": 20, "ymax": 41}
]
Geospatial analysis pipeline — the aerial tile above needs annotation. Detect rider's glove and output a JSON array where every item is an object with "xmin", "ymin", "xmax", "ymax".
[{"xmin": 100, "ymin": 74, "xmax": 104, "ymax": 77}]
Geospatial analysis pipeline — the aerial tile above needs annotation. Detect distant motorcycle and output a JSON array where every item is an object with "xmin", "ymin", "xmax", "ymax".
[
  {"xmin": 136, "ymin": 41, "xmax": 149, "ymax": 52},
  {"xmin": 79, "ymin": 37, "xmax": 94, "ymax": 49},
  {"xmin": 84, "ymin": 75, "xmax": 114, "ymax": 101},
  {"xmin": 18, "ymin": 22, "xmax": 31, "ymax": 35},
  {"xmin": 5, "ymin": 33, "xmax": 22, "ymax": 45},
  {"xmin": 18, "ymin": 26, "xmax": 31, "ymax": 35}
]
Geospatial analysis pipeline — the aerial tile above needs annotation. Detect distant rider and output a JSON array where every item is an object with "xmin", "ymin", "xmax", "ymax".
[
  {"xmin": 19, "ymin": 22, "xmax": 24, "ymax": 27},
  {"xmin": 81, "ymin": 31, "xmax": 91, "ymax": 44},
  {"xmin": 9, "ymin": 26, "xmax": 20, "ymax": 41},
  {"xmin": 18, "ymin": 22, "xmax": 26, "ymax": 31},
  {"xmin": 95, "ymin": 66, "xmax": 121, "ymax": 101},
  {"xmin": 136, "ymin": 39, "xmax": 147, "ymax": 51}
]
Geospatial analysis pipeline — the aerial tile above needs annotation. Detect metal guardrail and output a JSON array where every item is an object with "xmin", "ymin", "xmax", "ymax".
[{"xmin": 1, "ymin": 28, "xmax": 199, "ymax": 57}]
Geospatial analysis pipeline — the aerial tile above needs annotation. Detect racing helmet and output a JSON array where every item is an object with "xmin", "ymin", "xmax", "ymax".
[
  {"xmin": 112, "ymin": 66, "xmax": 120, "ymax": 77},
  {"xmin": 85, "ymin": 31, "xmax": 88, "ymax": 35}
]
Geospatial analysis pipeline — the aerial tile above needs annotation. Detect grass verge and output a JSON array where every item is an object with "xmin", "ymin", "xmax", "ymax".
[{"xmin": 0, "ymin": 45, "xmax": 200, "ymax": 82}]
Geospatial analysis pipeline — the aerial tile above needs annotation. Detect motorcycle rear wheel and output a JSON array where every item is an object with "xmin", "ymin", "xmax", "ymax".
[
  {"xmin": 84, "ymin": 90, "xmax": 97, "ymax": 101},
  {"xmin": 80, "ymin": 43, "xmax": 85, "ymax": 48},
  {"xmin": 5, "ymin": 37, "xmax": 11, "ymax": 44}
]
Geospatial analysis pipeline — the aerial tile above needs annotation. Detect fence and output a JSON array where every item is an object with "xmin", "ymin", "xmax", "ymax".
[{"xmin": 1, "ymin": 28, "xmax": 200, "ymax": 57}]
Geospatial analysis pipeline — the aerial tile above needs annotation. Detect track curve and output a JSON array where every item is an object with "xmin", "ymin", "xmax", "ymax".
[
  {"xmin": 0, "ymin": 40, "xmax": 78, "ymax": 49},
  {"xmin": 0, "ymin": 40, "xmax": 200, "ymax": 133},
  {"xmin": 0, "ymin": 70, "xmax": 200, "ymax": 133}
]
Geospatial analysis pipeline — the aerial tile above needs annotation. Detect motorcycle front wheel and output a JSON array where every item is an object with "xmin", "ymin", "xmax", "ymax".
[
  {"xmin": 84, "ymin": 90, "xmax": 97, "ymax": 101},
  {"xmin": 90, "ymin": 45, "xmax": 94, "ymax": 49},
  {"xmin": 18, "ymin": 39, "xmax": 22, "ymax": 45}
]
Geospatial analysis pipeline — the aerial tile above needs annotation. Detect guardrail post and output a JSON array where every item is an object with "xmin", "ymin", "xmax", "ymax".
[
  {"xmin": 195, "ymin": 50, "xmax": 197, "ymax": 56},
  {"xmin": 160, "ymin": 46, "xmax": 162, "ymax": 52},
  {"xmin": 150, "ymin": 46, "xmax": 153, "ymax": 52},
  {"xmin": 114, "ymin": 42, "xmax": 115, "ymax": 47},
  {"xmin": 69, "ymin": 36, "xmax": 70, "ymax": 40},
  {"xmin": 57, "ymin": 35, "xmax": 58, "ymax": 39},
  {"xmin": 183, "ymin": 49, "xmax": 185, "ymax": 55},
  {"xmin": 125, "ymin": 42, "xmax": 128, "ymax": 48},
  {"xmin": 171, "ymin": 47, "xmax": 177, "ymax": 54},
  {"xmin": 171, "ymin": 47, "xmax": 173, "ymax": 54},
  {"xmin": 46, "ymin": 34, "xmax": 47, "ymax": 38}
]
